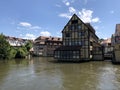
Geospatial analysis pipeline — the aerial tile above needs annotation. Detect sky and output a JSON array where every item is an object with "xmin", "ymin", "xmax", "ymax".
[{"xmin": 0, "ymin": 0, "xmax": 120, "ymax": 40}]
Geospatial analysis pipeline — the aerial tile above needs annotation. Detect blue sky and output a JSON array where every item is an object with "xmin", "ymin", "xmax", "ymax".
[{"xmin": 0, "ymin": 0, "xmax": 120, "ymax": 40}]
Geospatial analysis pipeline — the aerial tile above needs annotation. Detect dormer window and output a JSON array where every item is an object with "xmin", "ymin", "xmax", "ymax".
[{"xmin": 71, "ymin": 20, "xmax": 78, "ymax": 24}]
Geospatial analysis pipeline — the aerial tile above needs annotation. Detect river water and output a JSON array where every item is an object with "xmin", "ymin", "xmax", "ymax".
[{"xmin": 0, "ymin": 57, "xmax": 120, "ymax": 90}]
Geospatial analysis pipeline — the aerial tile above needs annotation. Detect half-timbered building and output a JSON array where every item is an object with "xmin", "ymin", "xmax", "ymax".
[{"xmin": 54, "ymin": 14, "xmax": 103, "ymax": 61}]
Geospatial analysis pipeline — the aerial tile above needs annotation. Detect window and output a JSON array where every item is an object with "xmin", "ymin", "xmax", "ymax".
[
  {"xmin": 79, "ymin": 41, "xmax": 81, "ymax": 45},
  {"xmin": 78, "ymin": 33, "xmax": 81, "ymax": 37},
  {"xmin": 90, "ymin": 51, "xmax": 92, "ymax": 54},
  {"xmin": 73, "ymin": 51, "xmax": 80, "ymax": 59},
  {"xmin": 69, "ymin": 41, "xmax": 71, "ymax": 46},
  {"xmin": 71, "ymin": 41, "xmax": 74, "ymax": 46},
  {"xmin": 71, "ymin": 25, "xmax": 74, "ymax": 30},
  {"xmin": 65, "ymin": 41, "xmax": 69, "ymax": 45},
  {"xmin": 78, "ymin": 32, "xmax": 84, "ymax": 36},
  {"xmin": 71, "ymin": 20, "xmax": 78, "ymax": 24},
  {"xmin": 90, "ymin": 42, "xmax": 93, "ymax": 46},
  {"xmin": 63, "ymin": 41, "xmax": 65, "ymax": 45},
  {"xmin": 81, "ymin": 41, "xmax": 84, "ymax": 46},
  {"xmin": 78, "ymin": 25, "xmax": 81, "ymax": 30},
  {"xmin": 68, "ymin": 26, "xmax": 71, "ymax": 30},
  {"xmin": 74, "ymin": 41, "xmax": 78, "ymax": 45},
  {"xmin": 81, "ymin": 32, "xmax": 84, "ymax": 36},
  {"xmin": 65, "ymin": 33, "xmax": 70, "ymax": 37}
]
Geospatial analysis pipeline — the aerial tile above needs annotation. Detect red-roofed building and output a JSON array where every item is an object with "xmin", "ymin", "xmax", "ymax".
[{"xmin": 33, "ymin": 36, "xmax": 62, "ymax": 56}]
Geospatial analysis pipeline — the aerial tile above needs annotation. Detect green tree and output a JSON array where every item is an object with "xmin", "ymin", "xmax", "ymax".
[
  {"xmin": 25, "ymin": 41, "xmax": 33, "ymax": 52},
  {"xmin": 0, "ymin": 33, "xmax": 32, "ymax": 59},
  {"xmin": 21, "ymin": 45, "xmax": 28, "ymax": 55},
  {"xmin": 15, "ymin": 47, "xmax": 27, "ymax": 58},
  {"xmin": 0, "ymin": 34, "xmax": 11, "ymax": 59},
  {"xmin": 8, "ymin": 47, "xmax": 17, "ymax": 59}
]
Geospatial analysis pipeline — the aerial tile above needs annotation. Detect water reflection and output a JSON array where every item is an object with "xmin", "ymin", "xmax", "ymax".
[
  {"xmin": 97, "ymin": 64, "xmax": 120, "ymax": 90},
  {"xmin": 0, "ymin": 58, "xmax": 120, "ymax": 90}
]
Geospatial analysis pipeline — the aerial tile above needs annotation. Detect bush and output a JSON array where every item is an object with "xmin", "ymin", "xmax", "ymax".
[
  {"xmin": 0, "ymin": 33, "xmax": 31, "ymax": 59},
  {"xmin": 15, "ymin": 47, "xmax": 28, "ymax": 58},
  {"xmin": 25, "ymin": 41, "xmax": 33, "ymax": 52},
  {"xmin": 8, "ymin": 47, "xmax": 17, "ymax": 59},
  {"xmin": 15, "ymin": 48, "xmax": 26, "ymax": 58},
  {"xmin": 0, "ymin": 34, "xmax": 11, "ymax": 59}
]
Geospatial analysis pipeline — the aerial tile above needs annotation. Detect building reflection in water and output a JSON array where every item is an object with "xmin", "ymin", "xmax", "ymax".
[{"xmin": 0, "ymin": 57, "xmax": 120, "ymax": 90}]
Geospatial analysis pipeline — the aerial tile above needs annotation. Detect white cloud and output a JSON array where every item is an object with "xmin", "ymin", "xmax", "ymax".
[
  {"xmin": 20, "ymin": 34, "xmax": 23, "ymax": 37},
  {"xmin": 63, "ymin": 0, "xmax": 70, "ymax": 6},
  {"xmin": 79, "ymin": 9, "xmax": 94, "ymax": 23},
  {"xmin": 69, "ymin": 7, "xmax": 76, "ymax": 13},
  {"xmin": 55, "ymin": 4, "xmax": 61, "ymax": 7},
  {"xmin": 40, "ymin": 31, "xmax": 51, "ymax": 36},
  {"xmin": 24, "ymin": 33, "xmax": 36, "ymax": 40},
  {"xmin": 94, "ymin": 26, "xmax": 98, "ymax": 30},
  {"xmin": 59, "ymin": 8, "xmax": 100, "ymax": 23},
  {"xmin": 66, "ymin": 2, "xmax": 70, "ymax": 6},
  {"xmin": 59, "ymin": 13, "xmax": 72, "ymax": 19},
  {"xmin": 18, "ymin": 22, "xmax": 41, "ymax": 30},
  {"xmin": 79, "ymin": 9, "xmax": 100, "ymax": 23},
  {"xmin": 92, "ymin": 17, "xmax": 99, "ymax": 23},
  {"xmin": 59, "ymin": 7, "xmax": 76, "ymax": 18},
  {"xmin": 29, "ymin": 26, "xmax": 41, "ymax": 30},
  {"xmin": 19, "ymin": 22, "xmax": 32, "ymax": 27}
]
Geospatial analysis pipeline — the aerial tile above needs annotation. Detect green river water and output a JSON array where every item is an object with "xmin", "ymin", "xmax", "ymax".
[{"xmin": 0, "ymin": 57, "xmax": 120, "ymax": 90}]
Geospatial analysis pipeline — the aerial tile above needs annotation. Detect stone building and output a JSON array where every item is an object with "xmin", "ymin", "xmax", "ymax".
[
  {"xmin": 33, "ymin": 36, "xmax": 62, "ymax": 56},
  {"xmin": 54, "ymin": 14, "xmax": 103, "ymax": 61},
  {"xmin": 111, "ymin": 24, "xmax": 120, "ymax": 63},
  {"xmin": 101, "ymin": 38, "xmax": 113, "ymax": 59}
]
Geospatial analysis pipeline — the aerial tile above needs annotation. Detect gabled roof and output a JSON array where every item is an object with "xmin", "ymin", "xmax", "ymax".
[
  {"xmin": 62, "ymin": 14, "xmax": 83, "ymax": 33},
  {"xmin": 35, "ymin": 36, "xmax": 62, "ymax": 42},
  {"xmin": 35, "ymin": 36, "xmax": 48, "ymax": 41},
  {"xmin": 5, "ymin": 36, "xmax": 30, "ymax": 42},
  {"xmin": 85, "ymin": 23, "xmax": 95, "ymax": 34},
  {"xmin": 61, "ymin": 14, "xmax": 96, "ymax": 35}
]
